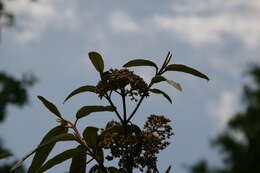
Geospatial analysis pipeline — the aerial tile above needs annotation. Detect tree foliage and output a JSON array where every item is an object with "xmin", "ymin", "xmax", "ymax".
[
  {"xmin": 190, "ymin": 65, "xmax": 260, "ymax": 173},
  {"xmin": 11, "ymin": 51, "xmax": 208, "ymax": 173}
]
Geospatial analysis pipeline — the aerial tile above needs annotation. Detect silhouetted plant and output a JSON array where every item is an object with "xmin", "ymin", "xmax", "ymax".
[{"xmin": 11, "ymin": 51, "xmax": 209, "ymax": 173}]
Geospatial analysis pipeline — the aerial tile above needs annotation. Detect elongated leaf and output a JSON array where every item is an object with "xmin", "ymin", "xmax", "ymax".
[
  {"xmin": 123, "ymin": 59, "xmax": 158, "ymax": 69},
  {"xmin": 64, "ymin": 85, "xmax": 97, "ymax": 103},
  {"xmin": 88, "ymin": 52, "xmax": 104, "ymax": 73},
  {"xmin": 69, "ymin": 146, "xmax": 87, "ymax": 173},
  {"xmin": 166, "ymin": 80, "xmax": 182, "ymax": 91},
  {"xmin": 28, "ymin": 126, "xmax": 68, "ymax": 173},
  {"xmin": 83, "ymin": 127, "xmax": 99, "ymax": 149},
  {"xmin": 76, "ymin": 105, "xmax": 115, "ymax": 119},
  {"xmin": 149, "ymin": 88, "xmax": 172, "ymax": 104},
  {"xmin": 151, "ymin": 75, "xmax": 167, "ymax": 84},
  {"xmin": 36, "ymin": 147, "xmax": 85, "ymax": 173},
  {"xmin": 37, "ymin": 96, "xmax": 62, "ymax": 118},
  {"xmin": 0, "ymin": 152, "xmax": 12, "ymax": 160},
  {"xmin": 165, "ymin": 64, "xmax": 209, "ymax": 80},
  {"xmin": 96, "ymin": 148, "xmax": 104, "ymax": 164},
  {"xmin": 11, "ymin": 126, "xmax": 69, "ymax": 172}
]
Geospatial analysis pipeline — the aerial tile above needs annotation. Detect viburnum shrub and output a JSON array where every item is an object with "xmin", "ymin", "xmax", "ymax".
[{"xmin": 11, "ymin": 52, "xmax": 209, "ymax": 173}]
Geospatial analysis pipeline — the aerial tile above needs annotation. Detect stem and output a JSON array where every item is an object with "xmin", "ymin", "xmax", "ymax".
[
  {"xmin": 121, "ymin": 89, "xmax": 127, "ymax": 122},
  {"xmin": 105, "ymin": 93, "xmax": 124, "ymax": 123},
  {"xmin": 126, "ymin": 95, "xmax": 145, "ymax": 123}
]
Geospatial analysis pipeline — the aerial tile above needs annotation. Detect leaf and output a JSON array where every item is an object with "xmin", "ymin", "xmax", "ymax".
[
  {"xmin": 165, "ymin": 165, "xmax": 171, "ymax": 173},
  {"xmin": 76, "ymin": 106, "xmax": 115, "ymax": 119},
  {"xmin": 83, "ymin": 126, "xmax": 99, "ymax": 149},
  {"xmin": 149, "ymin": 88, "xmax": 172, "ymax": 104},
  {"xmin": 36, "ymin": 147, "xmax": 85, "ymax": 173},
  {"xmin": 165, "ymin": 64, "xmax": 209, "ymax": 80},
  {"xmin": 123, "ymin": 59, "xmax": 158, "ymax": 69},
  {"xmin": 166, "ymin": 80, "xmax": 182, "ymax": 91},
  {"xmin": 63, "ymin": 85, "xmax": 97, "ymax": 103},
  {"xmin": 0, "ymin": 152, "xmax": 12, "ymax": 160},
  {"xmin": 151, "ymin": 75, "xmax": 167, "ymax": 84},
  {"xmin": 88, "ymin": 52, "xmax": 104, "ymax": 73},
  {"xmin": 11, "ymin": 126, "xmax": 69, "ymax": 172},
  {"xmin": 108, "ymin": 167, "xmax": 118, "ymax": 173},
  {"xmin": 37, "ymin": 96, "xmax": 62, "ymax": 118},
  {"xmin": 69, "ymin": 146, "xmax": 87, "ymax": 173},
  {"xmin": 28, "ymin": 126, "xmax": 68, "ymax": 173},
  {"xmin": 96, "ymin": 148, "xmax": 104, "ymax": 164}
]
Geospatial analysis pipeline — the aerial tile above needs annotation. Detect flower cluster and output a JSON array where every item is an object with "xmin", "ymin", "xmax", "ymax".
[
  {"xmin": 96, "ymin": 69, "xmax": 149, "ymax": 100},
  {"xmin": 100, "ymin": 115, "xmax": 174, "ymax": 172}
]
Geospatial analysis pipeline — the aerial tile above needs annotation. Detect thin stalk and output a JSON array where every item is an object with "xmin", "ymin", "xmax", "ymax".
[
  {"xmin": 121, "ymin": 89, "xmax": 127, "ymax": 122},
  {"xmin": 105, "ymin": 94, "xmax": 124, "ymax": 123}
]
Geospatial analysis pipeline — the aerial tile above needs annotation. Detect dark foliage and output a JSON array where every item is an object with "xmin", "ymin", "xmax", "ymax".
[{"xmin": 190, "ymin": 65, "xmax": 260, "ymax": 173}]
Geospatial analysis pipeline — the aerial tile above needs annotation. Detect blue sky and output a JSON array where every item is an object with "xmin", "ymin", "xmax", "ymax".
[{"xmin": 0, "ymin": 0, "xmax": 260, "ymax": 172}]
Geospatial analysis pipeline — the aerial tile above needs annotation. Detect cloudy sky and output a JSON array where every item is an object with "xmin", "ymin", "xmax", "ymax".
[{"xmin": 1, "ymin": 0, "xmax": 260, "ymax": 172}]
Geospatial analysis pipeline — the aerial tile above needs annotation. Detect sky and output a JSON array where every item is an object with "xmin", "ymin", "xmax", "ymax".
[{"xmin": 0, "ymin": 0, "xmax": 260, "ymax": 172}]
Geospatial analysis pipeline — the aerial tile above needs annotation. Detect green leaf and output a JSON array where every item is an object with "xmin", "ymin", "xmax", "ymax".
[
  {"xmin": 149, "ymin": 88, "xmax": 172, "ymax": 104},
  {"xmin": 165, "ymin": 64, "xmax": 209, "ymax": 80},
  {"xmin": 151, "ymin": 75, "xmax": 167, "ymax": 84},
  {"xmin": 88, "ymin": 52, "xmax": 104, "ymax": 73},
  {"xmin": 108, "ymin": 167, "xmax": 118, "ymax": 173},
  {"xmin": 0, "ymin": 152, "xmax": 12, "ymax": 160},
  {"xmin": 69, "ymin": 146, "xmax": 87, "ymax": 173},
  {"xmin": 76, "ymin": 105, "xmax": 115, "ymax": 119},
  {"xmin": 28, "ymin": 126, "xmax": 68, "ymax": 173},
  {"xmin": 166, "ymin": 80, "xmax": 182, "ymax": 91},
  {"xmin": 123, "ymin": 59, "xmax": 158, "ymax": 69},
  {"xmin": 11, "ymin": 126, "xmax": 70, "ymax": 172},
  {"xmin": 36, "ymin": 147, "xmax": 85, "ymax": 173},
  {"xmin": 63, "ymin": 85, "xmax": 97, "ymax": 103},
  {"xmin": 96, "ymin": 148, "xmax": 104, "ymax": 164},
  {"xmin": 83, "ymin": 126, "xmax": 99, "ymax": 149},
  {"xmin": 37, "ymin": 96, "xmax": 62, "ymax": 118}
]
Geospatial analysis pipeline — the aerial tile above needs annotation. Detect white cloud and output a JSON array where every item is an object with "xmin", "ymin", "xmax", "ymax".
[
  {"xmin": 108, "ymin": 11, "xmax": 140, "ymax": 32},
  {"xmin": 5, "ymin": 0, "xmax": 78, "ymax": 42},
  {"xmin": 152, "ymin": 0, "xmax": 260, "ymax": 47},
  {"xmin": 208, "ymin": 90, "xmax": 239, "ymax": 129}
]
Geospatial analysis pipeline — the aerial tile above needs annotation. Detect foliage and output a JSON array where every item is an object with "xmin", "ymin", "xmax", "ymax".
[
  {"xmin": 12, "ymin": 51, "xmax": 208, "ymax": 173},
  {"xmin": 189, "ymin": 65, "xmax": 260, "ymax": 173},
  {"xmin": 0, "ymin": 72, "xmax": 35, "ymax": 172}
]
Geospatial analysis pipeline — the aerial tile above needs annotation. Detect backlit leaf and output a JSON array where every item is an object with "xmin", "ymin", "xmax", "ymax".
[
  {"xmin": 165, "ymin": 64, "xmax": 209, "ymax": 80},
  {"xmin": 88, "ymin": 52, "xmax": 104, "ymax": 73},
  {"xmin": 123, "ymin": 59, "xmax": 158, "ymax": 69},
  {"xmin": 36, "ymin": 147, "xmax": 84, "ymax": 173},
  {"xmin": 151, "ymin": 75, "xmax": 167, "ymax": 84},
  {"xmin": 28, "ymin": 126, "xmax": 68, "ymax": 173},
  {"xmin": 83, "ymin": 127, "xmax": 99, "ymax": 149},
  {"xmin": 63, "ymin": 85, "xmax": 96, "ymax": 103},
  {"xmin": 37, "ymin": 96, "xmax": 62, "ymax": 118},
  {"xmin": 69, "ymin": 146, "xmax": 87, "ymax": 173},
  {"xmin": 149, "ymin": 88, "xmax": 172, "ymax": 104},
  {"xmin": 11, "ymin": 126, "xmax": 70, "ymax": 172},
  {"xmin": 76, "ymin": 105, "xmax": 115, "ymax": 119},
  {"xmin": 166, "ymin": 80, "xmax": 182, "ymax": 91}
]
